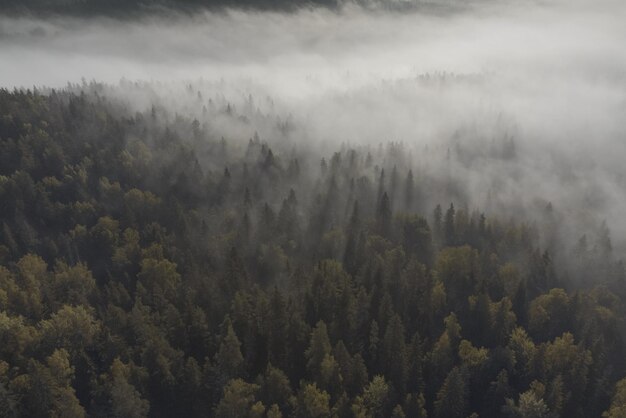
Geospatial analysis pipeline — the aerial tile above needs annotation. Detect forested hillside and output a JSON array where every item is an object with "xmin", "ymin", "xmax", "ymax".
[{"xmin": 1, "ymin": 87, "xmax": 626, "ymax": 418}]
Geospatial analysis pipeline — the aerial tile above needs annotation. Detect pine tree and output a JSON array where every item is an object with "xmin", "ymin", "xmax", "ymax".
[
  {"xmin": 295, "ymin": 383, "xmax": 331, "ymax": 418},
  {"xmin": 434, "ymin": 367, "xmax": 468, "ymax": 418},
  {"xmin": 433, "ymin": 204, "xmax": 443, "ymax": 246},
  {"xmin": 214, "ymin": 379, "xmax": 259, "ymax": 418},
  {"xmin": 306, "ymin": 321, "xmax": 332, "ymax": 384},
  {"xmin": 444, "ymin": 203, "xmax": 456, "ymax": 246},
  {"xmin": 352, "ymin": 375, "xmax": 390, "ymax": 418},
  {"xmin": 258, "ymin": 364, "xmax": 292, "ymax": 414},
  {"xmin": 404, "ymin": 170, "xmax": 414, "ymax": 211},
  {"xmin": 404, "ymin": 393, "xmax": 427, "ymax": 418},
  {"xmin": 215, "ymin": 318, "xmax": 245, "ymax": 382},
  {"xmin": 107, "ymin": 358, "xmax": 150, "ymax": 418},
  {"xmin": 343, "ymin": 201, "xmax": 360, "ymax": 275},
  {"xmin": 376, "ymin": 192, "xmax": 392, "ymax": 237},
  {"xmin": 390, "ymin": 166, "xmax": 398, "ymax": 205},
  {"xmin": 381, "ymin": 314, "xmax": 408, "ymax": 395},
  {"xmin": 604, "ymin": 378, "xmax": 626, "ymax": 418}
]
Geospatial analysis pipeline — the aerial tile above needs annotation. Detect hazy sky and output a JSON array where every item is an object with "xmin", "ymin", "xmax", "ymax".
[{"xmin": 1, "ymin": 1, "xmax": 624, "ymax": 91}]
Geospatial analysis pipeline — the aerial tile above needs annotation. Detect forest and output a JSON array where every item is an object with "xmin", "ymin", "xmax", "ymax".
[{"xmin": 0, "ymin": 84, "xmax": 625, "ymax": 418}]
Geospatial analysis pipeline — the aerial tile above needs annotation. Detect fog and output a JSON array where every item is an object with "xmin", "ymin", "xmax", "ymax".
[{"xmin": 2, "ymin": 0, "xmax": 626, "ymax": 256}]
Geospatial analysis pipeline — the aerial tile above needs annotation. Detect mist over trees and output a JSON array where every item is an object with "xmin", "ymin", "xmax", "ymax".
[{"xmin": 2, "ymin": 0, "xmax": 626, "ymax": 416}]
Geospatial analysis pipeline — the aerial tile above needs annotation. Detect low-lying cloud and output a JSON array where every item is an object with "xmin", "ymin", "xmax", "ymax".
[{"xmin": 1, "ymin": 0, "xmax": 626, "ymax": 256}]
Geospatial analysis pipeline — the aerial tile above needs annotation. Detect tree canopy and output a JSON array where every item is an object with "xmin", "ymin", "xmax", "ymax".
[{"xmin": 0, "ymin": 87, "xmax": 625, "ymax": 417}]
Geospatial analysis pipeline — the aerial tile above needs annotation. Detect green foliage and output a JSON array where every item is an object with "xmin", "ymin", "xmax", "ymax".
[
  {"xmin": 306, "ymin": 321, "xmax": 332, "ymax": 384},
  {"xmin": 604, "ymin": 378, "xmax": 626, "ymax": 418},
  {"xmin": 258, "ymin": 364, "xmax": 293, "ymax": 414},
  {"xmin": 214, "ymin": 379, "xmax": 260, "ymax": 418},
  {"xmin": 503, "ymin": 386, "xmax": 550, "ymax": 418},
  {"xmin": 295, "ymin": 383, "xmax": 331, "ymax": 418},
  {"xmin": 106, "ymin": 359, "xmax": 150, "ymax": 418},
  {"xmin": 352, "ymin": 375, "xmax": 390, "ymax": 418},
  {"xmin": 26, "ymin": 349, "xmax": 86, "ymax": 418},
  {"xmin": 434, "ymin": 367, "xmax": 468, "ymax": 418},
  {"xmin": 435, "ymin": 245, "xmax": 480, "ymax": 308},
  {"xmin": 0, "ymin": 89, "xmax": 624, "ymax": 417},
  {"xmin": 215, "ymin": 319, "xmax": 245, "ymax": 381}
]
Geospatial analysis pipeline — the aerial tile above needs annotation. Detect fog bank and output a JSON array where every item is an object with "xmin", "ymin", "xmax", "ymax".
[{"xmin": 2, "ymin": 0, "xmax": 626, "ymax": 255}]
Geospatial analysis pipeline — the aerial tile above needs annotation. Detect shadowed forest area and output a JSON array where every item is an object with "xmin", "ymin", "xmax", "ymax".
[{"xmin": 1, "ymin": 86, "xmax": 626, "ymax": 418}]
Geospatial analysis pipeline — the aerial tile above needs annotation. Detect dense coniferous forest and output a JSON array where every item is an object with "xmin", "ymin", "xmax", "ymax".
[{"xmin": 0, "ymin": 86, "xmax": 626, "ymax": 418}]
